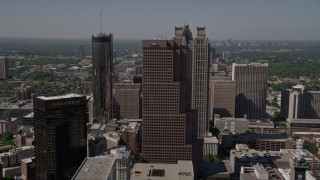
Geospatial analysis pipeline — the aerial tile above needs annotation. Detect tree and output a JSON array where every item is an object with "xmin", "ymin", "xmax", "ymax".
[
  {"xmin": 203, "ymin": 154, "xmax": 221, "ymax": 162},
  {"xmin": 3, "ymin": 174, "xmax": 14, "ymax": 180},
  {"xmin": 303, "ymin": 140, "xmax": 314, "ymax": 153}
]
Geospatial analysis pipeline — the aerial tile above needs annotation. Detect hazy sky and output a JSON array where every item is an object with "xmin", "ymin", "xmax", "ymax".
[{"xmin": 1, "ymin": 0, "xmax": 320, "ymax": 40}]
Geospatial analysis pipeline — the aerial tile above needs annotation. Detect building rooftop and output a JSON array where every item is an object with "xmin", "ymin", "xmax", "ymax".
[
  {"xmin": 131, "ymin": 160, "xmax": 194, "ymax": 180},
  {"xmin": 36, "ymin": 93, "xmax": 82, "ymax": 100},
  {"xmin": 204, "ymin": 136, "xmax": 219, "ymax": 144},
  {"xmin": 235, "ymin": 144, "xmax": 250, "ymax": 151},
  {"xmin": 231, "ymin": 149, "xmax": 291, "ymax": 169},
  {"xmin": 21, "ymin": 157, "xmax": 34, "ymax": 164},
  {"xmin": 233, "ymin": 63, "xmax": 268, "ymax": 67},
  {"xmin": 225, "ymin": 133, "xmax": 290, "ymax": 141},
  {"xmin": 72, "ymin": 156, "xmax": 115, "ymax": 180},
  {"xmin": 23, "ymin": 112, "xmax": 34, "ymax": 119},
  {"xmin": 288, "ymin": 118, "xmax": 320, "ymax": 124}
]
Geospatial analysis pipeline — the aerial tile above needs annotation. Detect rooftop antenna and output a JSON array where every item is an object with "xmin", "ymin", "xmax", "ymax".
[{"xmin": 100, "ymin": 10, "xmax": 102, "ymax": 33}]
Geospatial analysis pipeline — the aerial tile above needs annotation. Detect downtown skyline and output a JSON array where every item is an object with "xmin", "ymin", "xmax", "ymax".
[{"xmin": 0, "ymin": 0, "xmax": 320, "ymax": 40}]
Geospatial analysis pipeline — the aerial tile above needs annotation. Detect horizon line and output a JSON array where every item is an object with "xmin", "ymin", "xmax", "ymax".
[{"xmin": 1, "ymin": 36, "xmax": 320, "ymax": 42}]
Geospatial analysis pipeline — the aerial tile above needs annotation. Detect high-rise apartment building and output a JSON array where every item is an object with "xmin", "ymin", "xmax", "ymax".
[
  {"xmin": 210, "ymin": 77, "xmax": 235, "ymax": 119},
  {"xmin": 0, "ymin": 56, "xmax": 9, "ymax": 79},
  {"xmin": 142, "ymin": 39, "xmax": 201, "ymax": 173},
  {"xmin": 232, "ymin": 63, "xmax": 268, "ymax": 119},
  {"xmin": 176, "ymin": 25, "xmax": 210, "ymax": 138},
  {"xmin": 113, "ymin": 83, "xmax": 141, "ymax": 119},
  {"xmin": 92, "ymin": 33, "xmax": 113, "ymax": 123},
  {"xmin": 34, "ymin": 94, "xmax": 87, "ymax": 179}
]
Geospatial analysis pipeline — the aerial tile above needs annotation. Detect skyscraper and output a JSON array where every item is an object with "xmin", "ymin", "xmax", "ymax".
[
  {"xmin": 92, "ymin": 33, "xmax": 113, "ymax": 123},
  {"xmin": 0, "ymin": 56, "xmax": 9, "ymax": 79},
  {"xmin": 282, "ymin": 85, "xmax": 320, "ymax": 119},
  {"xmin": 76, "ymin": 45, "xmax": 85, "ymax": 59},
  {"xmin": 33, "ymin": 94, "xmax": 87, "ymax": 179},
  {"xmin": 232, "ymin": 63, "xmax": 268, "ymax": 119},
  {"xmin": 184, "ymin": 27, "xmax": 210, "ymax": 138},
  {"xmin": 210, "ymin": 77, "xmax": 235, "ymax": 119},
  {"xmin": 142, "ymin": 38, "xmax": 202, "ymax": 173},
  {"xmin": 113, "ymin": 83, "xmax": 141, "ymax": 119}
]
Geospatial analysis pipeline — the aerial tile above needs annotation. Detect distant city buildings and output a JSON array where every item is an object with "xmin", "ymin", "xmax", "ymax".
[
  {"xmin": 15, "ymin": 85, "xmax": 32, "ymax": 101},
  {"xmin": 232, "ymin": 63, "xmax": 268, "ymax": 119},
  {"xmin": 34, "ymin": 94, "xmax": 87, "ymax": 179},
  {"xmin": 0, "ymin": 56, "xmax": 9, "ymax": 79},
  {"xmin": 92, "ymin": 33, "xmax": 113, "ymax": 123},
  {"xmin": 222, "ymin": 51, "xmax": 230, "ymax": 64},
  {"xmin": 142, "ymin": 37, "xmax": 202, "ymax": 173},
  {"xmin": 75, "ymin": 45, "xmax": 85, "ymax": 59}
]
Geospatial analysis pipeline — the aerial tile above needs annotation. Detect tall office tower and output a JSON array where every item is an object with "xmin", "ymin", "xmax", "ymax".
[
  {"xmin": 92, "ymin": 33, "xmax": 113, "ymax": 123},
  {"xmin": 283, "ymin": 85, "xmax": 320, "ymax": 119},
  {"xmin": 287, "ymin": 85, "xmax": 305, "ymax": 119},
  {"xmin": 210, "ymin": 77, "xmax": 235, "ymax": 120},
  {"xmin": 222, "ymin": 51, "xmax": 230, "ymax": 64},
  {"xmin": 280, "ymin": 90, "xmax": 290, "ymax": 119},
  {"xmin": 0, "ymin": 56, "xmax": 9, "ymax": 79},
  {"xmin": 142, "ymin": 39, "xmax": 202, "ymax": 174},
  {"xmin": 34, "ymin": 94, "xmax": 87, "ymax": 179},
  {"xmin": 232, "ymin": 63, "xmax": 268, "ymax": 119},
  {"xmin": 113, "ymin": 83, "xmax": 141, "ymax": 119},
  {"xmin": 187, "ymin": 27, "xmax": 210, "ymax": 138},
  {"xmin": 77, "ymin": 45, "xmax": 85, "ymax": 59},
  {"xmin": 210, "ymin": 48, "xmax": 216, "ymax": 64}
]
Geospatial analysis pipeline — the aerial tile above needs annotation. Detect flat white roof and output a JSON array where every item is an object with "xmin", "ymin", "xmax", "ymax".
[
  {"xmin": 72, "ymin": 157, "xmax": 115, "ymax": 180},
  {"xmin": 37, "ymin": 93, "xmax": 82, "ymax": 100}
]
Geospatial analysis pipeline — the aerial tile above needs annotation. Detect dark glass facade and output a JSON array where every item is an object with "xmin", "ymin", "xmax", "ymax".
[
  {"xmin": 34, "ymin": 95, "xmax": 87, "ymax": 180},
  {"xmin": 92, "ymin": 33, "xmax": 113, "ymax": 123}
]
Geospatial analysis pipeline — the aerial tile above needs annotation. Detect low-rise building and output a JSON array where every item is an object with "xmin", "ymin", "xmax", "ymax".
[
  {"xmin": 21, "ymin": 157, "xmax": 35, "ymax": 180},
  {"xmin": 0, "ymin": 118, "xmax": 17, "ymax": 134},
  {"xmin": 222, "ymin": 133, "xmax": 294, "ymax": 154},
  {"xmin": 118, "ymin": 119, "xmax": 141, "ymax": 154},
  {"xmin": 131, "ymin": 160, "xmax": 194, "ymax": 180},
  {"xmin": 240, "ymin": 164, "xmax": 269, "ymax": 180},
  {"xmin": 73, "ymin": 146, "xmax": 131, "ymax": 180},
  {"xmin": 287, "ymin": 118, "xmax": 320, "ymax": 134},
  {"xmin": 0, "ymin": 146, "xmax": 35, "ymax": 167},
  {"xmin": 229, "ymin": 144, "xmax": 320, "ymax": 179},
  {"xmin": 72, "ymin": 156, "xmax": 116, "ymax": 180},
  {"xmin": 203, "ymin": 133, "xmax": 219, "ymax": 155},
  {"xmin": 214, "ymin": 117, "xmax": 249, "ymax": 134}
]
